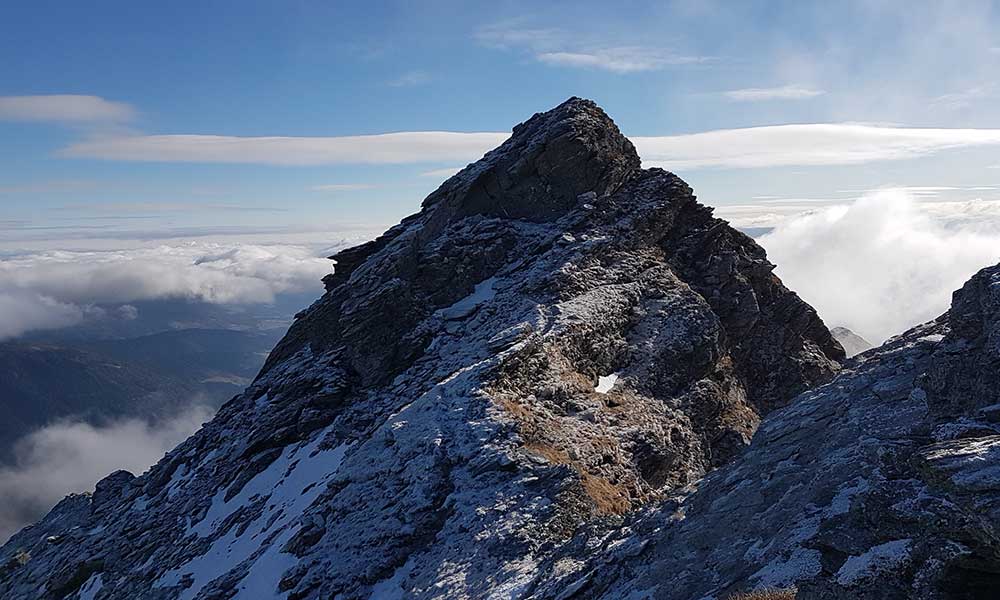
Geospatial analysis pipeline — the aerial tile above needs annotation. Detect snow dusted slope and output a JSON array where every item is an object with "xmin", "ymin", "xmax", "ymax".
[
  {"xmin": 529, "ymin": 263, "xmax": 1000, "ymax": 599},
  {"xmin": 0, "ymin": 98, "xmax": 845, "ymax": 599}
]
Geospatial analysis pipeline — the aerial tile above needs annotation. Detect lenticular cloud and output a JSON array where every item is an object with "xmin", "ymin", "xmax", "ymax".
[{"xmin": 759, "ymin": 190, "xmax": 1000, "ymax": 343}]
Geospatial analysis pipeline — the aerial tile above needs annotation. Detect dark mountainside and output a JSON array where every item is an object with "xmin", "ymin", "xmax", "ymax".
[
  {"xmin": 0, "ymin": 329, "xmax": 281, "ymax": 462},
  {"xmin": 1, "ymin": 98, "xmax": 995, "ymax": 599}
]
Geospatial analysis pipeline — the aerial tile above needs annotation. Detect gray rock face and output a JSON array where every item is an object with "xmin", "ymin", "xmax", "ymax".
[
  {"xmin": 528, "ymin": 263, "xmax": 1000, "ymax": 599},
  {"xmin": 0, "ymin": 98, "xmax": 851, "ymax": 600},
  {"xmin": 830, "ymin": 326, "xmax": 873, "ymax": 357}
]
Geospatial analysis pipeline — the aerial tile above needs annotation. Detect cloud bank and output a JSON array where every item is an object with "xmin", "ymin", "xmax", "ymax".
[
  {"xmin": 759, "ymin": 190, "xmax": 1000, "ymax": 343},
  {"xmin": 0, "ymin": 406, "xmax": 212, "ymax": 543},
  {"xmin": 0, "ymin": 292, "xmax": 85, "ymax": 339},
  {"xmin": 0, "ymin": 242, "xmax": 333, "ymax": 340},
  {"xmin": 0, "ymin": 95, "xmax": 135, "ymax": 123}
]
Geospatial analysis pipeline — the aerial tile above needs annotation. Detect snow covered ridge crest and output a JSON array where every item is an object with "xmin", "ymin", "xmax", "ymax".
[{"xmin": 8, "ymin": 97, "xmax": 995, "ymax": 599}]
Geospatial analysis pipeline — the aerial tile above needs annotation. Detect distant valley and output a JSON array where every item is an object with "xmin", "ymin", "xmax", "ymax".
[{"xmin": 0, "ymin": 327, "xmax": 283, "ymax": 462}]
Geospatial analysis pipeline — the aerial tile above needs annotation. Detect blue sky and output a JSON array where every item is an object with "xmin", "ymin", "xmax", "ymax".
[{"xmin": 5, "ymin": 0, "xmax": 1000, "ymax": 247}]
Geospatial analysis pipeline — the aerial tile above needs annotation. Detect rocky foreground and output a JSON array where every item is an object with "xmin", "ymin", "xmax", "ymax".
[{"xmin": 1, "ymin": 99, "xmax": 997, "ymax": 600}]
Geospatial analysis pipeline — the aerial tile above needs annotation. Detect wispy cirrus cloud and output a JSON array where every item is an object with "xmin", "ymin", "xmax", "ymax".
[
  {"xmin": 633, "ymin": 123, "xmax": 1000, "ymax": 170},
  {"xmin": 60, "ymin": 131, "xmax": 508, "ymax": 165},
  {"xmin": 930, "ymin": 85, "xmax": 996, "ymax": 111},
  {"xmin": 476, "ymin": 22, "xmax": 707, "ymax": 73},
  {"xmin": 0, "ymin": 180, "xmax": 102, "ymax": 194},
  {"xmin": 310, "ymin": 183, "xmax": 378, "ymax": 192},
  {"xmin": 53, "ymin": 202, "xmax": 289, "ymax": 214},
  {"xmin": 419, "ymin": 166, "xmax": 464, "ymax": 178},
  {"xmin": 537, "ymin": 47, "xmax": 706, "ymax": 73},
  {"xmin": 722, "ymin": 85, "xmax": 826, "ymax": 102},
  {"xmin": 0, "ymin": 95, "xmax": 135, "ymax": 123},
  {"xmin": 388, "ymin": 70, "xmax": 432, "ymax": 87}
]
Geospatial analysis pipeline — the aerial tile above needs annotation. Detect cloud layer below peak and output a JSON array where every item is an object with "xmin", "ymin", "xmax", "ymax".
[
  {"xmin": 0, "ymin": 406, "xmax": 212, "ymax": 543},
  {"xmin": 759, "ymin": 190, "xmax": 1000, "ymax": 343},
  {"xmin": 0, "ymin": 241, "xmax": 336, "ymax": 340}
]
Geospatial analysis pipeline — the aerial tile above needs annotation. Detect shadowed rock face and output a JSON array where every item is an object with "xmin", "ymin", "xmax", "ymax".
[{"xmin": 0, "ymin": 98, "xmax": 844, "ymax": 600}]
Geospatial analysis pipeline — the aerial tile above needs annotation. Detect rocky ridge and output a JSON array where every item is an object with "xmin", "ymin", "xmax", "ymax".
[
  {"xmin": 2, "ymin": 97, "xmax": 964, "ymax": 600},
  {"xmin": 528, "ymin": 261, "xmax": 1000, "ymax": 599}
]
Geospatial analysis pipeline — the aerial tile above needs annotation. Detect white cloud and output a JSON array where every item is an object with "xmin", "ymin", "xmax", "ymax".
[
  {"xmin": 388, "ymin": 70, "xmax": 432, "ymax": 87},
  {"xmin": 0, "ymin": 242, "xmax": 334, "ymax": 339},
  {"xmin": 76, "ymin": 122, "xmax": 1000, "ymax": 170},
  {"xmin": 723, "ymin": 85, "xmax": 826, "ymax": 101},
  {"xmin": 0, "ymin": 406, "xmax": 212, "ymax": 542},
  {"xmin": 310, "ymin": 183, "xmax": 377, "ymax": 192},
  {"xmin": 419, "ymin": 166, "xmax": 464, "ymax": 178},
  {"xmin": 0, "ymin": 180, "xmax": 101, "ymax": 194},
  {"xmin": 0, "ymin": 95, "xmax": 135, "ymax": 123},
  {"xmin": 930, "ymin": 85, "xmax": 995, "ymax": 111},
  {"xmin": 758, "ymin": 190, "xmax": 1000, "ymax": 343},
  {"xmin": 0, "ymin": 292, "xmax": 84, "ymax": 339},
  {"xmin": 476, "ymin": 22, "xmax": 707, "ymax": 73},
  {"xmin": 475, "ymin": 24, "xmax": 562, "ymax": 50},
  {"xmin": 60, "ymin": 131, "xmax": 508, "ymax": 165},
  {"xmin": 633, "ymin": 123, "xmax": 1000, "ymax": 170},
  {"xmin": 536, "ymin": 48, "xmax": 706, "ymax": 73}
]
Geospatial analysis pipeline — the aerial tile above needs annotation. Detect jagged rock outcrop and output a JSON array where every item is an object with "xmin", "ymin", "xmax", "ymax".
[
  {"xmin": 0, "ymin": 98, "xmax": 847, "ymax": 600},
  {"xmin": 528, "ymin": 262, "xmax": 1000, "ymax": 599}
]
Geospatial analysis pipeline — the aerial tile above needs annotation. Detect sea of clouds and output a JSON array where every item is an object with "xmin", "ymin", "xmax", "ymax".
[
  {"xmin": 0, "ymin": 242, "xmax": 334, "ymax": 340},
  {"xmin": 759, "ymin": 190, "xmax": 1000, "ymax": 343},
  {"xmin": 0, "ymin": 405, "xmax": 213, "ymax": 543}
]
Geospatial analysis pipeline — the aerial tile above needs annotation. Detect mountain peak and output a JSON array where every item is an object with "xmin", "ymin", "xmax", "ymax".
[
  {"xmin": 1, "ymin": 100, "xmax": 849, "ymax": 600},
  {"xmin": 322, "ymin": 97, "xmax": 640, "ymax": 291},
  {"xmin": 422, "ymin": 96, "xmax": 640, "ymax": 222}
]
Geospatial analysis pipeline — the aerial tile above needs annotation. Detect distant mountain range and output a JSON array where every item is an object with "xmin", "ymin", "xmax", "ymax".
[{"xmin": 0, "ymin": 328, "xmax": 282, "ymax": 462}]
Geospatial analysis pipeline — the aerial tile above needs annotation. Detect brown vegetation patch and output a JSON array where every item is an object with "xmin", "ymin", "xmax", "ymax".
[
  {"xmin": 580, "ymin": 472, "xmax": 632, "ymax": 515},
  {"xmin": 523, "ymin": 442, "xmax": 569, "ymax": 465}
]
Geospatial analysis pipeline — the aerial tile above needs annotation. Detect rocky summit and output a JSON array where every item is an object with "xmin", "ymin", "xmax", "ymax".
[{"xmin": 1, "ymin": 98, "xmax": 996, "ymax": 600}]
